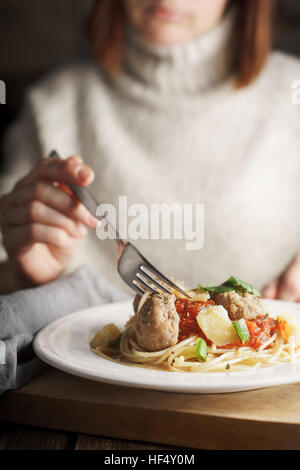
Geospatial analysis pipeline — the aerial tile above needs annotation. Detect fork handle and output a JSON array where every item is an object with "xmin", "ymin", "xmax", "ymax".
[{"xmin": 48, "ymin": 150, "xmax": 123, "ymax": 244}]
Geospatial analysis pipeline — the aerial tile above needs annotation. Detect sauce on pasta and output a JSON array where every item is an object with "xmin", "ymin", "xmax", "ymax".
[
  {"xmin": 221, "ymin": 316, "xmax": 278, "ymax": 350},
  {"xmin": 175, "ymin": 298, "xmax": 214, "ymax": 343}
]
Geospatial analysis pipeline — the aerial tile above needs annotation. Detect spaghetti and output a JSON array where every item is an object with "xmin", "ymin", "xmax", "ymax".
[
  {"xmin": 90, "ymin": 287, "xmax": 300, "ymax": 372},
  {"xmin": 91, "ymin": 316, "xmax": 300, "ymax": 373}
]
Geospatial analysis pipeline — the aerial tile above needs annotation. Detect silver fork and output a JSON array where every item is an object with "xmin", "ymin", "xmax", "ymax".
[{"xmin": 49, "ymin": 151, "xmax": 191, "ymax": 299}]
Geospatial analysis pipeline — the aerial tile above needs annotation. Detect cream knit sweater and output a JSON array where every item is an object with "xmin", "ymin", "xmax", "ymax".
[{"xmin": 1, "ymin": 10, "xmax": 300, "ymax": 293}]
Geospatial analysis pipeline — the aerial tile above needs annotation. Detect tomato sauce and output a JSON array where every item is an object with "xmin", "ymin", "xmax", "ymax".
[
  {"xmin": 175, "ymin": 298, "xmax": 214, "ymax": 344},
  {"xmin": 221, "ymin": 316, "xmax": 278, "ymax": 350},
  {"xmin": 175, "ymin": 298, "xmax": 278, "ymax": 351}
]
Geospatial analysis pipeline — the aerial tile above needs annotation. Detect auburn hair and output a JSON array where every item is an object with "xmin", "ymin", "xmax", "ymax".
[{"xmin": 88, "ymin": 0, "xmax": 274, "ymax": 88}]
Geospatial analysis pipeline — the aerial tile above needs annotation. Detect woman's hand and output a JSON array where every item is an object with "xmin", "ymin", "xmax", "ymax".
[
  {"xmin": 263, "ymin": 254, "xmax": 300, "ymax": 302},
  {"xmin": 0, "ymin": 156, "xmax": 98, "ymax": 290}
]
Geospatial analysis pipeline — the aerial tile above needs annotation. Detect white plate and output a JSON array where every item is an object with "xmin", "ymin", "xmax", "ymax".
[{"xmin": 34, "ymin": 299, "xmax": 300, "ymax": 394}]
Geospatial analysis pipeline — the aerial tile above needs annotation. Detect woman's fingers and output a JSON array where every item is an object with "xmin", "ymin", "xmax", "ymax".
[
  {"xmin": 0, "ymin": 155, "xmax": 99, "ymax": 231},
  {"xmin": 0, "ymin": 155, "xmax": 96, "ymax": 285},
  {"xmin": 262, "ymin": 280, "xmax": 279, "ymax": 299},
  {"xmin": 3, "ymin": 223, "xmax": 79, "ymax": 255},
  {"xmin": 4, "ymin": 201, "xmax": 88, "ymax": 239},
  {"xmin": 26, "ymin": 155, "xmax": 95, "ymax": 187},
  {"xmin": 277, "ymin": 256, "xmax": 300, "ymax": 301},
  {"xmin": 263, "ymin": 255, "xmax": 300, "ymax": 302},
  {"xmin": 5, "ymin": 181, "xmax": 98, "ymax": 228}
]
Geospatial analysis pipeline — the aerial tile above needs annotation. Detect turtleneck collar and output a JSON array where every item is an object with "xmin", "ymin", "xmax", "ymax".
[{"xmin": 120, "ymin": 7, "xmax": 238, "ymax": 96}]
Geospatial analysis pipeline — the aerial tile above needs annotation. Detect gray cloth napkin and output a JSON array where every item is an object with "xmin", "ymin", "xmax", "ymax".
[{"xmin": 0, "ymin": 265, "xmax": 130, "ymax": 394}]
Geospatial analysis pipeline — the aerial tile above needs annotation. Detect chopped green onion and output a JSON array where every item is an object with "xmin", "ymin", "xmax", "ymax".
[
  {"xmin": 226, "ymin": 363, "xmax": 230, "ymax": 370},
  {"xmin": 262, "ymin": 313, "xmax": 269, "ymax": 320},
  {"xmin": 108, "ymin": 334, "xmax": 122, "ymax": 349},
  {"xmin": 233, "ymin": 319, "xmax": 250, "ymax": 344},
  {"xmin": 196, "ymin": 338, "xmax": 207, "ymax": 362}
]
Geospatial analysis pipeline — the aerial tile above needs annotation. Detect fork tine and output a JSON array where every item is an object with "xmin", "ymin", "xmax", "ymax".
[
  {"xmin": 117, "ymin": 241, "xmax": 192, "ymax": 299},
  {"xmin": 132, "ymin": 280, "xmax": 147, "ymax": 296},
  {"xmin": 137, "ymin": 268, "xmax": 173, "ymax": 295},
  {"xmin": 134, "ymin": 274, "xmax": 158, "ymax": 295},
  {"xmin": 139, "ymin": 264, "xmax": 192, "ymax": 299}
]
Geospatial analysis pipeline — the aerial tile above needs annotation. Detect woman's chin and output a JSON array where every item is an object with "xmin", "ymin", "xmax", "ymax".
[{"xmin": 140, "ymin": 25, "xmax": 191, "ymax": 46}]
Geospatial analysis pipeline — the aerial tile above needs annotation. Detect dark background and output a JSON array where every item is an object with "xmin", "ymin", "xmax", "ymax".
[{"xmin": 0, "ymin": 0, "xmax": 300, "ymax": 171}]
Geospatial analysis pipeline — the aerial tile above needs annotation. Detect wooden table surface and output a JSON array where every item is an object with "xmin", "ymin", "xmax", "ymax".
[
  {"xmin": 0, "ymin": 366, "xmax": 185, "ymax": 451},
  {"xmin": 1, "ymin": 365, "xmax": 300, "ymax": 450},
  {"xmin": 0, "ymin": 421, "xmax": 180, "ymax": 450}
]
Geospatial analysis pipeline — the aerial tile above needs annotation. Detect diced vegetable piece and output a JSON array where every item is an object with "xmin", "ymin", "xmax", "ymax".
[
  {"xmin": 189, "ymin": 290, "xmax": 211, "ymax": 302},
  {"xmin": 196, "ymin": 305, "xmax": 238, "ymax": 346},
  {"xmin": 233, "ymin": 319, "xmax": 250, "ymax": 344},
  {"xmin": 90, "ymin": 323, "xmax": 121, "ymax": 350},
  {"xmin": 195, "ymin": 338, "xmax": 207, "ymax": 362},
  {"xmin": 277, "ymin": 312, "xmax": 300, "ymax": 342}
]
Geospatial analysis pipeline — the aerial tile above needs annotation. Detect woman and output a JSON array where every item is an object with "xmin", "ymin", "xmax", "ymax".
[{"xmin": 0, "ymin": 0, "xmax": 299, "ymax": 299}]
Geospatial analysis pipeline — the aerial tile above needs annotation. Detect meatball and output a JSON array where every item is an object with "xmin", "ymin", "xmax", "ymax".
[
  {"xmin": 134, "ymin": 293, "xmax": 179, "ymax": 352},
  {"xmin": 210, "ymin": 291, "xmax": 268, "ymax": 321}
]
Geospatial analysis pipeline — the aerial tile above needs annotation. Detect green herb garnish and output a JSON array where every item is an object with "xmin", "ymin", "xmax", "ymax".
[
  {"xmin": 195, "ymin": 338, "xmax": 207, "ymax": 362},
  {"xmin": 226, "ymin": 363, "xmax": 231, "ymax": 370},
  {"xmin": 196, "ymin": 284, "xmax": 234, "ymax": 294},
  {"xmin": 107, "ymin": 334, "xmax": 122, "ymax": 349},
  {"xmin": 197, "ymin": 276, "xmax": 261, "ymax": 297},
  {"xmin": 233, "ymin": 319, "xmax": 250, "ymax": 344}
]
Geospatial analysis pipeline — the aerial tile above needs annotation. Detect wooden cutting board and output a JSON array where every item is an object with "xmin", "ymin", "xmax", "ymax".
[{"xmin": 1, "ymin": 365, "xmax": 300, "ymax": 449}]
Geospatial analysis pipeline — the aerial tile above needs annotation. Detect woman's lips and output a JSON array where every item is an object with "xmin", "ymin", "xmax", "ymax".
[{"xmin": 149, "ymin": 5, "xmax": 185, "ymax": 23}]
